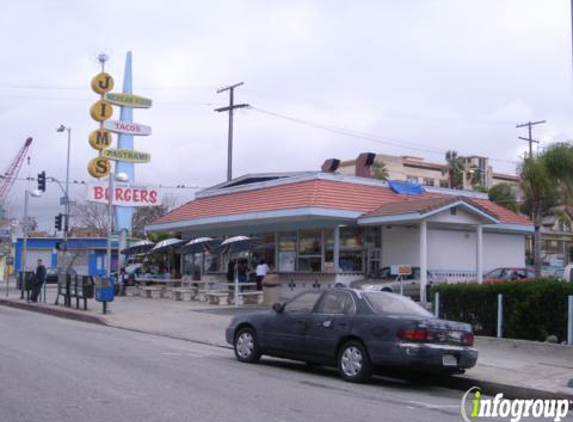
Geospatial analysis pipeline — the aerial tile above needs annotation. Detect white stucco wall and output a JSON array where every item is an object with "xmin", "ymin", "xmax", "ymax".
[
  {"xmin": 381, "ymin": 226, "xmax": 525, "ymax": 271},
  {"xmin": 381, "ymin": 226, "xmax": 420, "ymax": 266}
]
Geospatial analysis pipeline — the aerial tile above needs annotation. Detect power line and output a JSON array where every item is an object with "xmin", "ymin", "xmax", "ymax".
[
  {"xmin": 245, "ymin": 88, "xmax": 515, "ymax": 126},
  {"xmin": 3, "ymin": 175, "xmax": 204, "ymax": 189},
  {"xmin": 251, "ymin": 107, "xmax": 520, "ymax": 166}
]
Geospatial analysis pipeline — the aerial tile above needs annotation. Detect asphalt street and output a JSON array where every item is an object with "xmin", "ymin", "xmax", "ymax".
[{"xmin": 0, "ymin": 307, "xmax": 504, "ymax": 422}]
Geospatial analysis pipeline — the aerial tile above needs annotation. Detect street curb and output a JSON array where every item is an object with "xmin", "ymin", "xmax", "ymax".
[
  {"xmin": 105, "ymin": 323, "xmax": 233, "ymax": 350},
  {"xmin": 0, "ymin": 298, "xmax": 107, "ymax": 326},
  {"xmin": 425, "ymin": 373, "xmax": 573, "ymax": 402}
]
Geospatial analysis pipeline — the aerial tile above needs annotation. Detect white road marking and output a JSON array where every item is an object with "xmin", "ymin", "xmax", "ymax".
[{"xmin": 407, "ymin": 400, "xmax": 459, "ymax": 409}]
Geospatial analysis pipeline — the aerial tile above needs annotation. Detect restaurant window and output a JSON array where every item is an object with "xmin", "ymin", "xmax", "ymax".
[
  {"xmin": 325, "ymin": 226, "xmax": 364, "ymax": 273},
  {"xmin": 278, "ymin": 231, "xmax": 297, "ymax": 272},
  {"xmin": 182, "ymin": 253, "xmax": 203, "ymax": 278},
  {"xmin": 439, "ymin": 180, "xmax": 449, "ymax": 188},
  {"xmin": 406, "ymin": 175, "xmax": 419, "ymax": 183},
  {"xmin": 423, "ymin": 178, "xmax": 435, "ymax": 187},
  {"xmin": 252, "ymin": 233, "xmax": 276, "ymax": 270},
  {"xmin": 298, "ymin": 229, "xmax": 322, "ymax": 272},
  {"xmin": 340, "ymin": 227, "xmax": 364, "ymax": 272},
  {"xmin": 205, "ymin": 252, "xmax": 221, "ymax": 273}
]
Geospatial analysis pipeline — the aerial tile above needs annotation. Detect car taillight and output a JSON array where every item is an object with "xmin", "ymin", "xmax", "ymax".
[
  {"xmin": 398, "ymin": 328, "xmax": 428, "ymax": 342},
  {"xmin": 462, "ymin": 332, "xmax": 474, "ymax": 346}
]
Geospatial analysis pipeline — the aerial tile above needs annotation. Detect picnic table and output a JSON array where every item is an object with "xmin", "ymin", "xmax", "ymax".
[
  {"xmin": 217, "ymin": 282, "xmax": 262, "ymax": 305},
  {"xmin": 145, "ymin": 278, "xmax": 183, "ymax": 288},
  {"xmin": 170, "ymin": 279, "xmax": 222, "ymax": 301},
  {"xmin": 139, "ymin": 278, "xmax": 183, "ymax": 298}
]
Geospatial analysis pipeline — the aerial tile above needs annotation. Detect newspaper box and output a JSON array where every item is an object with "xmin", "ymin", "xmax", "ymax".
[{"xmin": 95, "ymin": 277, "xmax": 115, "ymax": 303}]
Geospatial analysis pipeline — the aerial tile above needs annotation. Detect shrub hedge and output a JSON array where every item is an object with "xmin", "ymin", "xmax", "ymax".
[{"xmin": 430, "ymin": 280, "xmax": 573, "ymax": 342}]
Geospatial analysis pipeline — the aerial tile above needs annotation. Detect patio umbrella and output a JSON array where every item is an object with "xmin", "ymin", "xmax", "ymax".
[
  {"xmin": 212, "ymin": 236, "xmax": 262, "ymax": 307},
  {"xmin": 177, "ymin": 237, "xmax": 221, "ymax": 254},
  {"xmin": 177, "ymin": 237, "xmax": 221, "ymax": 280},
  {"xmin": 149, "ymin": 238, "xmax": 187, "ymax": 254},
  {"xmin": 120, "ymin": 240, "xmax": 155, "ymax": 255},
  {"xmin": 148, "ymin": 238, "xmax": 187, "ymax": 273},
  {"xmin": 212, "ymin": 236, "xmax": 262, "ymax": 255}
]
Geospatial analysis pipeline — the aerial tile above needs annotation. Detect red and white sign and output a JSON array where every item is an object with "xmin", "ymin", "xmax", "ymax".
[
  {"xmin": 103, "ymin": 120, "xmax": 152, "ymax": 136},
  {"xmin": 87, "ymin": 183, "xmax": 161, "ymax": 207}
]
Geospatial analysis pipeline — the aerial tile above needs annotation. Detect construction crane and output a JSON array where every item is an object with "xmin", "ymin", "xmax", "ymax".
[{"xmin": 0, "ymin": 137, "xmax": 33, "ymax": 208}]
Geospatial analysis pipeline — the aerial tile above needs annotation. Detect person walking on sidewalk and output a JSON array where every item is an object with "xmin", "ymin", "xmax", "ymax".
[
  {"xmin": 255, "ymin": 259, "xmax": 269, "ymax": 291},
  {"xmin": 29, "ymin": 259, "xmax": 46, "ymax": 302}
]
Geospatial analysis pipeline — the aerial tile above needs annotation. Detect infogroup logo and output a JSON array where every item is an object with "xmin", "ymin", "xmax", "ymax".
[{"xmin": 460, "ymin": 387, "xmax": 571, "ymax": 422}]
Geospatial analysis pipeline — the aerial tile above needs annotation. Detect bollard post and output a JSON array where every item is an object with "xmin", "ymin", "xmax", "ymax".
[
  {"xmin": 434, "ymin": 292, "xmax": 440, "ymax": 318},
  {"xmin": 497, "ymin": 293, "xmax": 503, "ymax": 338},
  {"xmin": 567, "ymin": 295, "xmax": 573, "ymax": 346}
]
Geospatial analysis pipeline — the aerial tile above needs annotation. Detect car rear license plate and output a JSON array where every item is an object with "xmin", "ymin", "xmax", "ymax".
[{"xmin": 442, "ymin": 354, "xmax": 458, "ymax": 367}]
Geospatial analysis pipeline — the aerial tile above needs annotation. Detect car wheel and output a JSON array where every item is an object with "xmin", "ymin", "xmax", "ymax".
[
  {"xmin": 234, "ymin": 327, "xmax": 261, "ymax": 363},
  {"xmin": 338, "ymin": 340, "xmax": 372, "ymax": 383}
]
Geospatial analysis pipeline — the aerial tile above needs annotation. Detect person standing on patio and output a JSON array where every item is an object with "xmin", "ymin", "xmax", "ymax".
[
  {"xmin": 226, "ymin": 260, "xmax": 236, "ymax": 282},
  {"xmin": 255, "ymin": 259, "xmax": 269, "ymax": 291},
  {"xmin": 237, "ymin": 259, "xmax": 249, "ymax": 283}
]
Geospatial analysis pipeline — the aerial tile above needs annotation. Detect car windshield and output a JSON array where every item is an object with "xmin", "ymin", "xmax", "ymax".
[
  {"xmin": 363, "ymin": 292, "xmax": 432, "ymax": 317},
  {"xmin": 485, "ymin": 268, "xmax": 503, "ymax": 278}
]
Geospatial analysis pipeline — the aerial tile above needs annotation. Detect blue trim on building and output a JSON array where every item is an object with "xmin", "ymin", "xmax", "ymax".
[{"xmin": 14, "ymin": 238, "xmax": 119, "ymax": 275}]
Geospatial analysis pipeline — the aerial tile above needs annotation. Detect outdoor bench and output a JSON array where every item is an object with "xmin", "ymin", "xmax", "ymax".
[
  {"xmin": 235, "ymin": 291, "xmax": 263, "ymax": 305},
  {"xmin": 171, "ymin": 288, "xmax": 197, "ymax": 301},
  {"xmin": 140, "ymin": 286, "xmax": 164, "ymax": 299},
  {"xmin": 202, "ymin": 291, "xmax": 231, "ymax": 305}
]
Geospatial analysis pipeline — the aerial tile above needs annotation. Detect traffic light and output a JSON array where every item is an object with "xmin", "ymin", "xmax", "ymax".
[
  {"xmin": 55, "ymin": 214, "xmax": 62, "ymax": 231},
  {"xmin": 37, "ymin": 171, "xmax": 46, "ymax": 192}
]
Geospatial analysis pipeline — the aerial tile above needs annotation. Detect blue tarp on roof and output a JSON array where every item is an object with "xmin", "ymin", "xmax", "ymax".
[{"xmin": 388, "ymin": 180, "xmax": 425, "ymax": 195}]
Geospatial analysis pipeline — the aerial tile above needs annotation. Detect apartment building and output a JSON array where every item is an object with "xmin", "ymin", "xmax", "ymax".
[{"xmin": 328, "ymin": 152, "xmax": 520, "ymax": 192}]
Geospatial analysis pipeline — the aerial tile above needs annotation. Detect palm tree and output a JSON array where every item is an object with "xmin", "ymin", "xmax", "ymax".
[
  {"xmin": 371, "ymin": 160, "xmax": 389, "ymax": 180},
  {"xmin": 442, "ymin": 150, "xmax": 465, "ymax": 189},
  {"xmin": 520, "ymin": 143, "xmax": 573, "ymax": 277},
  {"xmin": 466, "ymin": 165, "xmax": 483, "ymax": 190}
]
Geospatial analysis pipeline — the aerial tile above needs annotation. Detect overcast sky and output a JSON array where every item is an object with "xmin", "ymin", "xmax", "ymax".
[{"xmin": 1, "ymin": 0, "xmax": 572, "ymax": 231}]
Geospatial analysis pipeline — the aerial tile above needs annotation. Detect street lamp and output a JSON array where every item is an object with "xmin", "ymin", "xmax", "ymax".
[
  {"xmin": 20, "ymin": 189, "xmax": 42, "ymax": 299},
  {"xmin": 56, "ymin": 124, "xmax": 71, "ymax": 290},
  {"xmin": 106, "ymin": 171, "xmax": 129, "ymax": 282}
]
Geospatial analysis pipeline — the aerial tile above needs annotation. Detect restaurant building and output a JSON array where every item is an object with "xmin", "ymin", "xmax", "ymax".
[{"xmin": 147, "ymin": 171, "xmax": 532, "ymax": 301}]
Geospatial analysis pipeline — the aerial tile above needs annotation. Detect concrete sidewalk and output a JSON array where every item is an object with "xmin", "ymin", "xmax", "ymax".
[{"xmin": 2, "ymin": 283, "xmax": 572, "ymax": 400}]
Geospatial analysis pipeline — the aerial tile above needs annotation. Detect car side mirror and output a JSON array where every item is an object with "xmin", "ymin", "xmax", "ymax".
[{"xmin": 272, "ymin": 302, "xmax": 284, "ymax": 313}]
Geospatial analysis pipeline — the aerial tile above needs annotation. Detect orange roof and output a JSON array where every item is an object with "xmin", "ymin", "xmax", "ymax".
[{"xmin": 154, "ymin": 179, "xmax": 531, "ymax": 226}]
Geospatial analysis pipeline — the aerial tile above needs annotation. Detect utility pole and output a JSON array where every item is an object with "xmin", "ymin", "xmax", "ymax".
[
  {"xmin": 516, "ymin": 120, "xmax": 546, "ymax": 158},
  {"xmin": 214, "ymin": 82, "xmax": 250, "ymax": 182}
]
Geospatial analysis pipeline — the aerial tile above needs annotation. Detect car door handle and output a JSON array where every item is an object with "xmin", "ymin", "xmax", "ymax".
[{"xmin": 321, "ymin": 320, "xmax": 332, "ymax": 328}]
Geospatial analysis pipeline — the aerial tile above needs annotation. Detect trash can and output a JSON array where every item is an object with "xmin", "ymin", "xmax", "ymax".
[{"xmin": 262, "ymin": 274, "xmax": 280, "ymax": 305}]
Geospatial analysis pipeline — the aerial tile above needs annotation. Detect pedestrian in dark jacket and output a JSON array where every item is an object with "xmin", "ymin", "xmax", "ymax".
[{"xmin": 30, "ymin": 259, "xmax": 46, "ymax": 302}]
